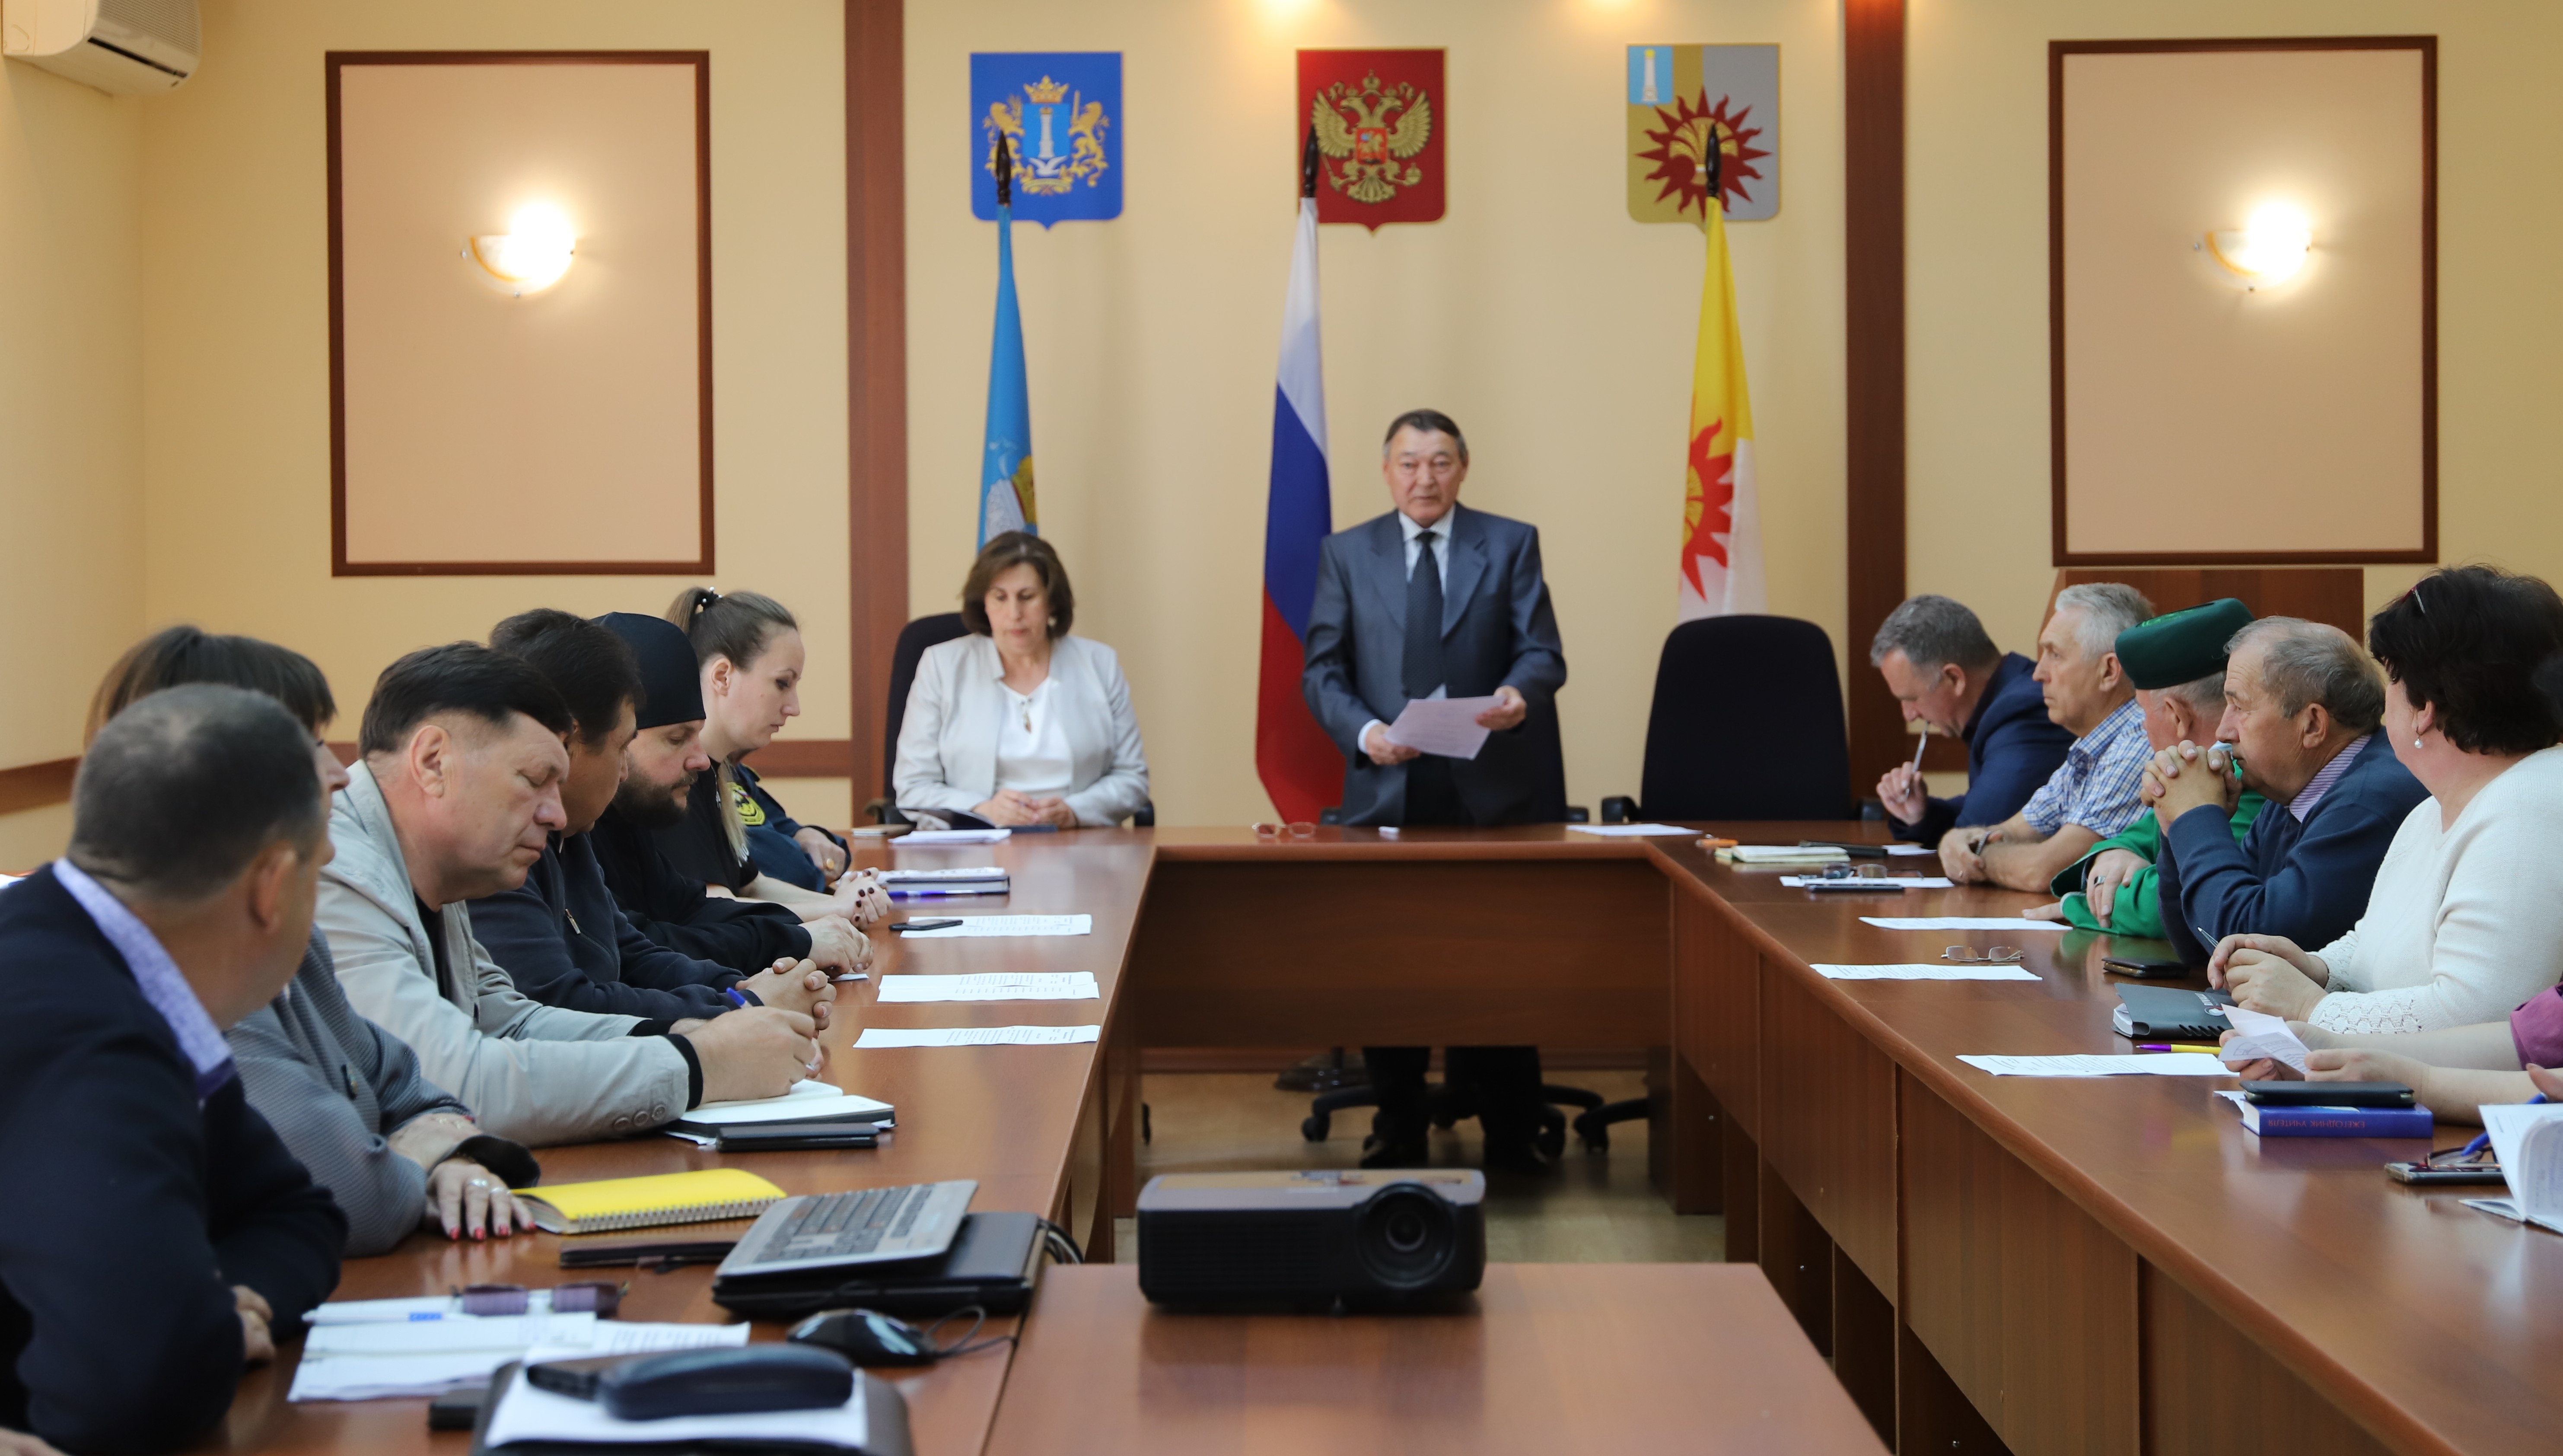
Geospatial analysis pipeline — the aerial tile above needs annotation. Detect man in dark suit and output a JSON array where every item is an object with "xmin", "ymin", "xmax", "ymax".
[
  {"xmin": 1302, "ymin": 408, "xmax": 1568, "ymax": 1172},
  {"xmin": 0, "ymin": 686, "xmax": 344, "ymax": 1452},
  {"xmin": 1871, "ymin": 593, "xmax": 2075, "ymax": 848},
  {"xmin": 2143, "ymin": 617, "xmax": 2428, "ymax": 965}
]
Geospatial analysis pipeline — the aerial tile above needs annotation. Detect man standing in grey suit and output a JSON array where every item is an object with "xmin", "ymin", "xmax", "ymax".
[{"xmin": 1302, "ymin": 408, "xmax": 1569, "ymax": 1171}]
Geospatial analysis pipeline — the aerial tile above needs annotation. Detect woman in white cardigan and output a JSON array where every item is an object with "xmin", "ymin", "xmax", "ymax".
[
  {"xmin": 2210, "ymin": 566, "xmax": 2563, "ymax": 1036},
  {"xmin": 895, "ymin": 531, "xmax": 1150, "ymax": 829}
]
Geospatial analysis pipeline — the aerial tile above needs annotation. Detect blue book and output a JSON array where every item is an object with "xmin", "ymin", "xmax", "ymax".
[{"xmin": 2220, "ymin": 1092, "xmax": 2433, "ymax": 1138}]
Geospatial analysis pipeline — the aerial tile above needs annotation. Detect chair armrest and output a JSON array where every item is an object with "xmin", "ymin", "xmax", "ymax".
[
  {"xmin": 1599, "ymin": 796, "xmax": 1637, "ymax": 825},
  {"xmin": 1132, "ymin": 800, "xmax": 1156, "ymax": 829}
]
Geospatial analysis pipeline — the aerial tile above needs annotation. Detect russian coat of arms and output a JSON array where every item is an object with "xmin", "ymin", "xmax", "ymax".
[{"xmin": 1309, "ymin": 71, "xmax": 1432, "ymax": 206}]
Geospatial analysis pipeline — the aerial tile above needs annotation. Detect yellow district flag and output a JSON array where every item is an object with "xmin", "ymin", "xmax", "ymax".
[{"xmin": 1676, "ymin": 197, "xmax": 1764, "ymax": 620}]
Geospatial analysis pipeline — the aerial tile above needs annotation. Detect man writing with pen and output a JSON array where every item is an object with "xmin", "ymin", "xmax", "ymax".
[
  {"xmin": 1884, "ymin": 585, "xmax": 2155, "ymax": 890},
  {"xmin": 1870, "ymin": 595, "xmax": 2074, "ymax": 868}
]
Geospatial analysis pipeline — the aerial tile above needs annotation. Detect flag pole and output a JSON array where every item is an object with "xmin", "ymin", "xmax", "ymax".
[
  {"xmin": 1302, "ymin": 124, "xmax": 1320, "ymax": 200},
  {"xmin": 996, "ymin": 130, "xmax": 1013, "ymax": 209}
]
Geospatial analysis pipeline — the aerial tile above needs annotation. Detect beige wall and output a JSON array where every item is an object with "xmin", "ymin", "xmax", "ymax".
[
  {"xmin": 1910, "ymin": 0, "xmax": 2563, "ymax": 656},
  {"xmin": 0, "ymin": 57, "xmax": 144, "ymax": 866},
  {"xmin": 905, "ymin": 0, "xmax": 1850, "ymax": 824},
  {"xmin": 136, "ymin": 0, "xmax": 850, "ymax": 738}
]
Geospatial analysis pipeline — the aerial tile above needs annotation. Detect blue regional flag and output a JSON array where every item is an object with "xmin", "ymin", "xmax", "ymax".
[{"xmin": 979, "ymin": 134, "xmax": 1035, "ymax": 545}]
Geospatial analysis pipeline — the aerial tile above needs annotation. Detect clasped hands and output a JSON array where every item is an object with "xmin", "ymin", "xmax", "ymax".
[
  {"xmin": 2203, "ymin": 932, "xmax": 2331, "ymax": 1020},
  {"xmin": 2141, "ymin": 739, "xmax": 2239, "ymax": 824},
  {"xmin": 1363, "ymin": 686, "xmax": 1526, "ymax": 766},
  {"xmin": 971, "ymin": 788, "xmax": 1078, "ymax": 829}
]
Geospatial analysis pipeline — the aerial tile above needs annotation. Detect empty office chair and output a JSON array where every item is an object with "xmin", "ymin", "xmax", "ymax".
[
  {"xmin": 1600, "ymin": 615, "xmax": 1853, "ymax": 823},
  {"xmin": 867, "ymin": 611, "xmax": 1153, "ymax": 827},
  {"xmin": 1584, "ymin": 617, "xmax": 1852, "ymax": 1148}
]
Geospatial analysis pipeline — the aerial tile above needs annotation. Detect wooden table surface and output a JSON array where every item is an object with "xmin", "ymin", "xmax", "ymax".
[
  {"xmin": 983, "ymin": 1263, "xmax": 1887, "ymax": 1455},
  {"xmin": 204, "ymin": 823, "xmax": 2559, "ymax": 1456},
  {"xmin": 1655, "ymin": 822, "xmax": 2563, "ymax": 1456}
]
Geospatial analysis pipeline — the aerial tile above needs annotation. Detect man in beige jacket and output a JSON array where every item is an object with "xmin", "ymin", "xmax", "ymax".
[{"xmin": 318, "ymin": 643, "xmax": 829, "ymax": 1147}]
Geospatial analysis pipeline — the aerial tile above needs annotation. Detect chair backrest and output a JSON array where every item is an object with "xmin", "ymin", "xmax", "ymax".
[
  {"xmin": 882, "ymin": 613, "xmax": 971, "ymax": 794},
  {"xmin": 1638, "ymin": 616, "xmax": 1853, "ymax": 821}
]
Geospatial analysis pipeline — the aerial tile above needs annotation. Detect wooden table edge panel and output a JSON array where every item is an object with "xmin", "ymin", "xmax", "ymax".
[
  {"xmin": 1148, "ymin": 837, "xmax": 1659, "ymax": 865},
  {"xmin": 1641, "ymin": 840, "xmax": 2470, "ymax": 1456}
]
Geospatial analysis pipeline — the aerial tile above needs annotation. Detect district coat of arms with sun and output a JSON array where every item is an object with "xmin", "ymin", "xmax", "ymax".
[{"xmin": 1637, "ymin": 91, "xmax": 1769, "ymax": 223}]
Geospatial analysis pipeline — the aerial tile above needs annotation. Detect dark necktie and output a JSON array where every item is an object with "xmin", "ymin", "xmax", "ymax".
[{"xmin": 1401, "ymin": 528, "xmax": 1445, "ymax": 701}]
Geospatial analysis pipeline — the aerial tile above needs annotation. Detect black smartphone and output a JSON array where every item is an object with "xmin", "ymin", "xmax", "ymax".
[
  {"xmin": 2385, "ymin": 1160, "xmax": 2506, "ymax": 1186},
  {"xmin": 890, "ymin": 918, "xmax": 963, "ymax": 933},
  {"xmin": 2101, "ymin": 955, "xmax": 2188, "ymax": 979},
  {"xmin": 717, "ymin": 1122, "xmax": 880, "ymax": 1151},
  {"xmin": 557, "ymin": 1239, "xmax": 739, "ymax": 1269},
  {"xmin": 2243, "ymin": 1080, "xmax": 2416, "ymax": 1108}
]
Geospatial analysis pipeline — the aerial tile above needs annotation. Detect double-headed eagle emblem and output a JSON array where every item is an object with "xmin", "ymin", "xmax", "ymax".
[
  {"xmin": 1310, "ymin": 70, "xmax": 1433, "ymax": 205},
  {"xmin": 984, "ymin": 75, "xmax": 1109, "ymax": 196}
]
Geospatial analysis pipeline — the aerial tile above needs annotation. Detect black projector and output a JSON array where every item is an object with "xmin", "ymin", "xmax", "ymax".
[{"xmin": 1136, "ymin": 1169, "xmax": 1486, "ymax": 1310}]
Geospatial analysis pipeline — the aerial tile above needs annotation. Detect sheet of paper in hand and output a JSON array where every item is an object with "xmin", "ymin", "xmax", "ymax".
[
  {"xmin": 1383, "ymin": 696, "xmax": 1500, "ymax": 759},
  {"xmin": 2218, "ymin": 1004, "xmax": 2310, "ymax": 1074}
]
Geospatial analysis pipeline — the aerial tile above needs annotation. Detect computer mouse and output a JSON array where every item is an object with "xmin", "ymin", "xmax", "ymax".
[
  {"xmin": 589, "ymin": 1345, "xmax": 853, "ymax": 1421},
  {"xmin": 787, "ymin": 1307, "xmax": 942, "ymax": 1367}
]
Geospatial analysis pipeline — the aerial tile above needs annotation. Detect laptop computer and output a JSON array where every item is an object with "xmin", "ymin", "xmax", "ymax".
[{"xmin": 712, "ymin": 1180, "xmax": 976, "ymax": 1280}]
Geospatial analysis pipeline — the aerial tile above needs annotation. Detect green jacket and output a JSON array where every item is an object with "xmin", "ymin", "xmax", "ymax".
[{"xmin": 2051, "ymin": 793, "xmax": 2267, "ymax": 938}]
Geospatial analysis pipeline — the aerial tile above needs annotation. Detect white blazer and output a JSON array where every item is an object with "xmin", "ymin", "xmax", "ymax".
[{"xmin": 893, "ymin": 633, "xmax": 1151, "ymax": 827}]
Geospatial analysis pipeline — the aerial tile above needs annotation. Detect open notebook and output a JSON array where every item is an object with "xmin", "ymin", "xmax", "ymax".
[{"xmin": 2463, "ymin": 1102, "xmax": 2563, "ymax": 1234}]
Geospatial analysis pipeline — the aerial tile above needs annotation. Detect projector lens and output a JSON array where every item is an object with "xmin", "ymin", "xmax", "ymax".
[{"xmin": 1354, "ymin": 1183, "xmax": 1456, "ymax": 1289}]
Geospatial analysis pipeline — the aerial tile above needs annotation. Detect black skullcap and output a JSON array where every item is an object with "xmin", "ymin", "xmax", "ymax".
[
  {"xmin": 2114, "ymin": 598, "xmax": 2254, "ymax": 691},
  {"xmin": 594, "ymin": 612, "xmax": 705, "ymax": 728}
]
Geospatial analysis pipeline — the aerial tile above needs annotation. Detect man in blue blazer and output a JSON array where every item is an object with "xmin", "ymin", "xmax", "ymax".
[
  {"xmin": 0, "ymin": 687, "xmax": 344, "ymax": 1452},
  {"xmin": 1302, "ymin": 409, "xmax": 1568, "ymax": 1171},
  {"xmin": 1871, "ymin": 594, "xmax": 2075, "ymax": 845},
  {"xmin": 2143, "ymin": 618, "xmax": 2428, "ymax": 965}
]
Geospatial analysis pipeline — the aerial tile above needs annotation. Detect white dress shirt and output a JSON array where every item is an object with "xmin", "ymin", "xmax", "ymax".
[{"xmin": 995, "ymin": 677, "xmax": 1074, "ymax": 795}]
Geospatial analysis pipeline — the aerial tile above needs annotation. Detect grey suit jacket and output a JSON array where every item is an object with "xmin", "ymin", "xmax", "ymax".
[
  {"xmin": 226, "ymin": 931, "xmax": 471, "ymax": 1255},
  {"xmin": 1302, "ymin": 505, "xmax": 1568, "ymax": 825},
  {"xmin": 318, "ymin": 762, "xmax": 692, "ymax": 1147}
]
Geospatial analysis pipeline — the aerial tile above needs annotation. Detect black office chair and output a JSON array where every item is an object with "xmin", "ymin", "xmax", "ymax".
[
  {"xmin": 1300, "ymin": 694, "xmax": 1603, "ymax": 1157},
  {"xmin": 1581, "ymin": 616, "xmax": 1853, "ymax": 1147},
  {"xmin": 1599, "ymin": 615, "xmax": 1853, "ymax": 823},
  {"xmin": 865, "ymin": 612, "xmax": 1154, "ymax": 828}
]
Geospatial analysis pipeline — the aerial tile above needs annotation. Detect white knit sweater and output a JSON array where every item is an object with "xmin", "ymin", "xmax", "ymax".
[{"xmin": 2310, "ymin": 746, "xmax": 2563, "ymax": 1035}]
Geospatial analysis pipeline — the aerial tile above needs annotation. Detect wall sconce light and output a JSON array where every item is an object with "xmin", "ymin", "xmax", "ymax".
[
  {"xmin": 465, "ymin": 203, "xmax": 577, "ymax": 297},
  {"xmin": 2198, "ymin": 202, "xmax": 2312, "ymax": 292}
]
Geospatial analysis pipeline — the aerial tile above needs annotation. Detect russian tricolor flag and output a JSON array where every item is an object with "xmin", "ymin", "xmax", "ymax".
[{"xmin": 1256, "ymin": 187, "xmax": 1343, "ymax": 823}]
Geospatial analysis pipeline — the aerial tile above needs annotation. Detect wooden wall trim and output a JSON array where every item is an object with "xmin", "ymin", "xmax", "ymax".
[
  {"xmin": 0, "ymin": 759, "xmax": 79, "ymax": 817},
  {"xmin": 2046, "ymin": 36, "xmax": 2438, "ymax": 567},
  {"xmin": 1843, "ymin": 0, "xmax": 1908, "ymax": 800},
  {"xmin": 845, "ymin": 0, "xmax": 910, "ymax": 807},
  {"xmin": 744, "ymin": 738, "xmax": 858, "ymax": 778},
  {"xmin": 325, "ymin": 51, "xmax": 719, "ymax": 577}
]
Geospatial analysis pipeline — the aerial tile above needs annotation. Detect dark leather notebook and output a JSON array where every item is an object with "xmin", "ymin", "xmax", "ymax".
[{"xmin": 2113, "ymin": 985, "xmax": 2236, "ymax": 1041}]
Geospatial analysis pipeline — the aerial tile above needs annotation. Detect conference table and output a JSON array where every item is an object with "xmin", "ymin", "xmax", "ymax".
[{"xmin": 213, "ymin": 824, "xmax": 2563, "ymax": 1456}]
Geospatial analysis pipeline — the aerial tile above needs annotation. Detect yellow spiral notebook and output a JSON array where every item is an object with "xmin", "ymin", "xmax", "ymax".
[{"xmin": 519, "ymin": 1168, "xmax": 787, "ymax": 1236}]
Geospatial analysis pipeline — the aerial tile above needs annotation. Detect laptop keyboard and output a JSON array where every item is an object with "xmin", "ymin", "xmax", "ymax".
[{"xmin": 770, "ymin": 1186, "xmax": 930, "ymax": 1260}]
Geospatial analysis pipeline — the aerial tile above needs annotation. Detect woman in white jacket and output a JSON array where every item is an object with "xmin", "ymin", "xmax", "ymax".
[
  {"xmin": 895, "ymin": 531, "xmax": 1150, "ymax": 829},
  {"xmin": 2211, "ymin": 566, "xmax": 2563, "ymax": 1035}
]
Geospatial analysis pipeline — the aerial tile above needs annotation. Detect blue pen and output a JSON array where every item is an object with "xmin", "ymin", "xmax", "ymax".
[{"xmin": 2453, "ymin": 1092, "xmax": 2550, "ymax": 1161}]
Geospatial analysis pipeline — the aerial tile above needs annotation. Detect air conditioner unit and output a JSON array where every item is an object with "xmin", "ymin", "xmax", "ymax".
[{"xmin": 3, "ymin": 0, "xmax": 198, "ymax": 95}]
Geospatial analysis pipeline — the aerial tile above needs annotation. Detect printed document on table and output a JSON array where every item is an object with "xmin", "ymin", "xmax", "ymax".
[
  {"xmin": 681, "ymin": 1080, "xmax": 895, "ymax": 1127},
  {"xmin": 855, "ymin": 1024, "xmax": 1102, "ymax": 1048},
  {"xmin": 877, "ymin": 972, "xmax": 1099, "ymax": 1002},
  {"xmin": 287, "ymin": 1315, "xmax": 745, "ymax": 1401},
  {"xmin": 1885, "ymin": 845, "xmax": 1935, "ymax": 857},
  {"xmin": 1783, "ymin": 876, "xmax": 1955, "ymax": 888},
  {"xmin": 1383, "ymin": 696, "xmax": 1499, "ymax": 759},
  {"xmin": 2218, "ymin": 1005, "xmax": 2310, "ymax": 1073},
  {"xmin": 896, "ymin": 828, "xmax": 1012, "ymax": 845},
  {"xmin": 894, "ymin": 914, "xmax": 1091, "ymax": 938},
  {"xmin": 1861, "ymin": 916, "xmax": 2066, "ymax": 931},
  {"xmin": 1814, "ymin": 963, "xmax": 2039, "ymax": 982},
  {"xmin": 1565, "ymin": 823, "xmax": 1695, "ymax": 837},
  {"xmin": 879, "ymin": 866, "xmax": 1006, "ymax": 882},
  {"xmin": 1958, "ymin": 1053, "xmax": 2232, "ymax": 1077}
]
